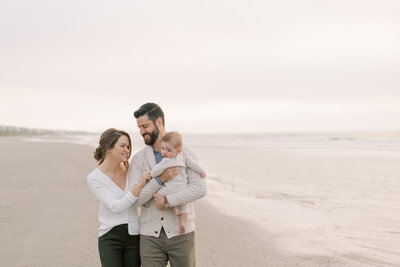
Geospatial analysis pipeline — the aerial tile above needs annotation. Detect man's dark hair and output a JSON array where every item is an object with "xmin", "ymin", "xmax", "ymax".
[{"xmin": 133, "ymin": 103, "xmax": 165, "ymax": 126}]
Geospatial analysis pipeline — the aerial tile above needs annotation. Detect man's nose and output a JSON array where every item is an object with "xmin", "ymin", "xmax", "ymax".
[{"xmin": 139, "ymin": 128, "xmax": 145, "ymax": 135}]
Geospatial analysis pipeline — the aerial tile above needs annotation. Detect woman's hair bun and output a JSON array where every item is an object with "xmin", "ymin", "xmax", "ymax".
[{"xmin": 94, "ymin": 147, "xmax": 103, "ymax": 161}]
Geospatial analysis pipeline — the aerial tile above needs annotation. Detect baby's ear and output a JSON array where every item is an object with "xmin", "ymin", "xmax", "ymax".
[{"xmin": 177, "ymin": 148, "xmax": 182, "ymax": 154}]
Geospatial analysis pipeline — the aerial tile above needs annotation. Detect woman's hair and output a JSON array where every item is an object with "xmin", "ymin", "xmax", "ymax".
[
  {"xmin": 94, "ymin": 128, "xmax": 132, "ymax": 168},
  {"xmin": 161, "ymin": 131, "xmax": 182, "ymax": 149}
]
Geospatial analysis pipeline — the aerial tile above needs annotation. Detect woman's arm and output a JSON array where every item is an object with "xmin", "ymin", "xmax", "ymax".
[
  {"xmin": 131, "ymin": 172, "xmax": 151, "ymax": 197},
  {"xmin": 87, "ymin": 172, "xmax": 150, "ymax": 213}
]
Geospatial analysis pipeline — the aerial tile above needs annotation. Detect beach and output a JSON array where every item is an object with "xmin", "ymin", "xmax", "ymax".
[
  {"xmin": 1, "ymin": 134, "xmax": 399, "ymax": 266},
  {"xmin": 0, "ymin": 137, "xmax": 100, "ymax": 266}
]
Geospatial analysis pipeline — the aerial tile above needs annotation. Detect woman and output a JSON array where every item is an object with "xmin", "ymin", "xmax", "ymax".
[{"xmin": 87, "ymin": 128, "xmax": 151, "ymax": 267}]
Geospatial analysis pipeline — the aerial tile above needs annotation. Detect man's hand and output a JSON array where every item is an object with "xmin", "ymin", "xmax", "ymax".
[
  {"xmin": 158, "ymin": 166, "xmax": 180, "ymax": 182},
  {"xmin": 153, "ymin": 193, "xmax": 166, "ymax": 210}
]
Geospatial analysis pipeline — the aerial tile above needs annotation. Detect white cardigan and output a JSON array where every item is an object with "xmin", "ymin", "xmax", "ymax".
[{"xmin": 87, "ymin": 168, "xmax": 140, "ymax": 237}]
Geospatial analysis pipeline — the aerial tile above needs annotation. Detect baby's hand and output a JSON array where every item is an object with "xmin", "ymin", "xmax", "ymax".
[{"xmin": 200, "ymin": 172, "xmax": 206, "ymax": 178}]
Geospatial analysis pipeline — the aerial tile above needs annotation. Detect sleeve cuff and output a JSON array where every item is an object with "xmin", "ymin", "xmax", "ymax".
[
  {"xmin": 166, "ymin": 194, "xmax": 177, "ymax": 207},
  {"xmin": 154, "ymin": 176, "xmax": 165, "ymax": 186},
  {"xmin": 126, "ymin": 191, "xmax": 138, "ymax": 202}
]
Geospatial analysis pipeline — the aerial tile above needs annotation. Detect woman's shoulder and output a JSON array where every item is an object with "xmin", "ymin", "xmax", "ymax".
[{"xmin": 87, "ymin": 168, "xmax": 103, "ymax": 181}]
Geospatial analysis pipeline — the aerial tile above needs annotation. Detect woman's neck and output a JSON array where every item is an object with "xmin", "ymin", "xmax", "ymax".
[{"xmin": 100, "ymin": 158, "xmax": 122, "ymax": 174}]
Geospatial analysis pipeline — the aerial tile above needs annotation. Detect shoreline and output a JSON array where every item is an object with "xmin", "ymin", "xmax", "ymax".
[
  {"xmin": 17, "ymin": 132, "xmax": 400, "ymax": 152},
  {"xmin": 195, "ymin": 198, "xmax": 351, "ymax": 266},
  {"xmin": 192, "ymin": 145, "xmax": 399, "ymax": 266}
]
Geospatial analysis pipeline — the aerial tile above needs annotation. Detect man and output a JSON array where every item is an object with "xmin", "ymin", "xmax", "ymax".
[{"xmin": 128, "ymin": 103, "xmax": 207, "ymax": 267}]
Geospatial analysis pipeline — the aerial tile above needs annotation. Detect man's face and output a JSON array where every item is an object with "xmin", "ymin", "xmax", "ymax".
[{"xmin": 136, "ymin": 115, "xmax": 160, "ymax": 146}]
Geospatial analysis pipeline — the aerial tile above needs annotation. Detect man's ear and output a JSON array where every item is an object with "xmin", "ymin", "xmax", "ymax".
[{"xmin": 156, "ymin": 117, "xmax": 164, "ymax": 129}]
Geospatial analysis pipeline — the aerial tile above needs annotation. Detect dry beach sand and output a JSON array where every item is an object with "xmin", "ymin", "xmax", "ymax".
[
  {"xmin": 0, "ymin": 136, "xmax": 399, "ymax": 266},
  {"xmin": 0, "ymin": 137, "xmax": 99, "ymax": 266}
]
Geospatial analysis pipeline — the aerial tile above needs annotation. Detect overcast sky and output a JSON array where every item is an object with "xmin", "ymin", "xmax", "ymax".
[{"xmin": 1, "ymin": 0, "xmax": 399, "ymax": 133}]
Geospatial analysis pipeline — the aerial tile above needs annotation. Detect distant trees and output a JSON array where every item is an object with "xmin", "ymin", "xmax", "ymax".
[{"xmin": 0, "ymin": 126, "xmax": 90, "ymax": 136}]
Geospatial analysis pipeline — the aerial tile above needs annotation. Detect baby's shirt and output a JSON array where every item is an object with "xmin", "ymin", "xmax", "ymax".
[
  {"xmin": 153, "ymin": 151, "xmax": 204, "ymax": 198},
  {"xmin": 151, "ymin": 151, "xmax": 204, "ymax": 180}
]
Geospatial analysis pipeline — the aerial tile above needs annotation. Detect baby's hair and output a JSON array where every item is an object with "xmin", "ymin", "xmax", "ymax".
[{"xmin": 161, "ymin": 131, "xmax": 182, "ymax": 149}]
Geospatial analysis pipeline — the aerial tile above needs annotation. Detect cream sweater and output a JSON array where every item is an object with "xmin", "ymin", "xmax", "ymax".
[{"xmin": 128, "ymin": 144, "xmax": 207, "ymax": 238}]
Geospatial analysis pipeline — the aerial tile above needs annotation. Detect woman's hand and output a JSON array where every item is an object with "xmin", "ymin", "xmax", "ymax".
[
  {"xmin": 131, "ymin": 171, "xmax": 151, "ymax": 197},
  {"xmin": 140, "ymin": 171, "xmax": 152, "ymax": 185}
]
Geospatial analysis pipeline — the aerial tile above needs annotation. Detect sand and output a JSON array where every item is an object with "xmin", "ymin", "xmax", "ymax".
[
  {"xmin": 0, "ymin": 137, "xmax": 99, "ymax": 266},
  {"xmin": 0, "ymin": 137, "xmax": 282, "ymax": 266},
  {"xmin": 1, "ymin": 136, "xmax": 398, "ymax": 266}
]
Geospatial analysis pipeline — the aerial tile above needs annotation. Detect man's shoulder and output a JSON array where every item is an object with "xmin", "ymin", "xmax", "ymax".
[
  {"xmin": 129, "ymin": 147, "xmax": 151, "ymax": 174},
  {"xmin": 132, "ymin": 146, "xmax": 150, "ymax": 160}
]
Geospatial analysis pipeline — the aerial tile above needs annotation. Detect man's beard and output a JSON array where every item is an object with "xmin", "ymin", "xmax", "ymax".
[{"xmin": 143, "ymin": 126, "xmax": 160, "ymax": 146}]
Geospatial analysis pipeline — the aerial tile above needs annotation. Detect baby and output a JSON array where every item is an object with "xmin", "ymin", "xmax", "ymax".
[{"xmin": 151, "ymin": 131, "xmax": 206, "ymax": 234}]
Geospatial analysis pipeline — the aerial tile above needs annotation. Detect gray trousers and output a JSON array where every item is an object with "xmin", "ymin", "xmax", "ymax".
[{"xmin": 140, "ymin": 228, "xmax": 195, "ymax": 267}]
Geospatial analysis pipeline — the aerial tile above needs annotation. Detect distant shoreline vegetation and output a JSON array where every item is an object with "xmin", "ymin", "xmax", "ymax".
[{"xmin": 0, "ymin": 125, "xmax": 93, "ymax": 137}]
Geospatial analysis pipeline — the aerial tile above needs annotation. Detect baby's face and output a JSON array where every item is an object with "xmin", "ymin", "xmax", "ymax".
[{"xmin": 161, "ymin": 142, "xmax": 179, "ymax": 158}]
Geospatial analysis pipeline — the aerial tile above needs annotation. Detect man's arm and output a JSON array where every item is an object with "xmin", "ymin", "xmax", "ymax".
[
  {"xmin": 165, "ymin": 146, "xmax": 207, "ymax": 207},
  {"xmin": 129, "ymin": 155, "xmax": 161, "ymax": 206}
]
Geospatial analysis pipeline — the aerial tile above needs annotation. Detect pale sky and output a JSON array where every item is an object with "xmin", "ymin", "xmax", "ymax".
[{"xmin": 1, "ymin": 0, "xmax": 399, "ymax": 133}]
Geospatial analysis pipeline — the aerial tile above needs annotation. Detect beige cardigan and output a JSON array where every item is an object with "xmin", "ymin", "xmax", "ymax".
[{"xmin": 128, "ymin": 144, "xmax": 207, "ymax": 238}]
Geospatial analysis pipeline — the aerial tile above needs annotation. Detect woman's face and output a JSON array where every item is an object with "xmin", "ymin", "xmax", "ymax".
[{"xmin": 108, "ymin": 135, "xmax": 131, "ymax": 162}]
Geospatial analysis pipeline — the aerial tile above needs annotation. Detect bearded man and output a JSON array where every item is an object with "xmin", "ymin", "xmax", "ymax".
[{"xmin": 128, "ymin": 102, "xmax": 207, "ymax": 267}]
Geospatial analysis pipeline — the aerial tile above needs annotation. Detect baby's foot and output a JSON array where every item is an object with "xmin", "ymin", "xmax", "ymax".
[
  {"xmin": 179, "ymin": 223, "xmax": 186, "ymax": 234},
  {"xmin": 172, "ymin": 206, "xmax": 181, "ymax": 215}
]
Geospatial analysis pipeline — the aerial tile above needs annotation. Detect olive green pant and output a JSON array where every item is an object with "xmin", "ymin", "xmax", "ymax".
[
  {"xmin": 98, "ymin": 224, "xmax": 141, "ymax": 267},
  {"xmin": 140, "ymin": 228, "xmax": 195, "ymax": 267}
]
